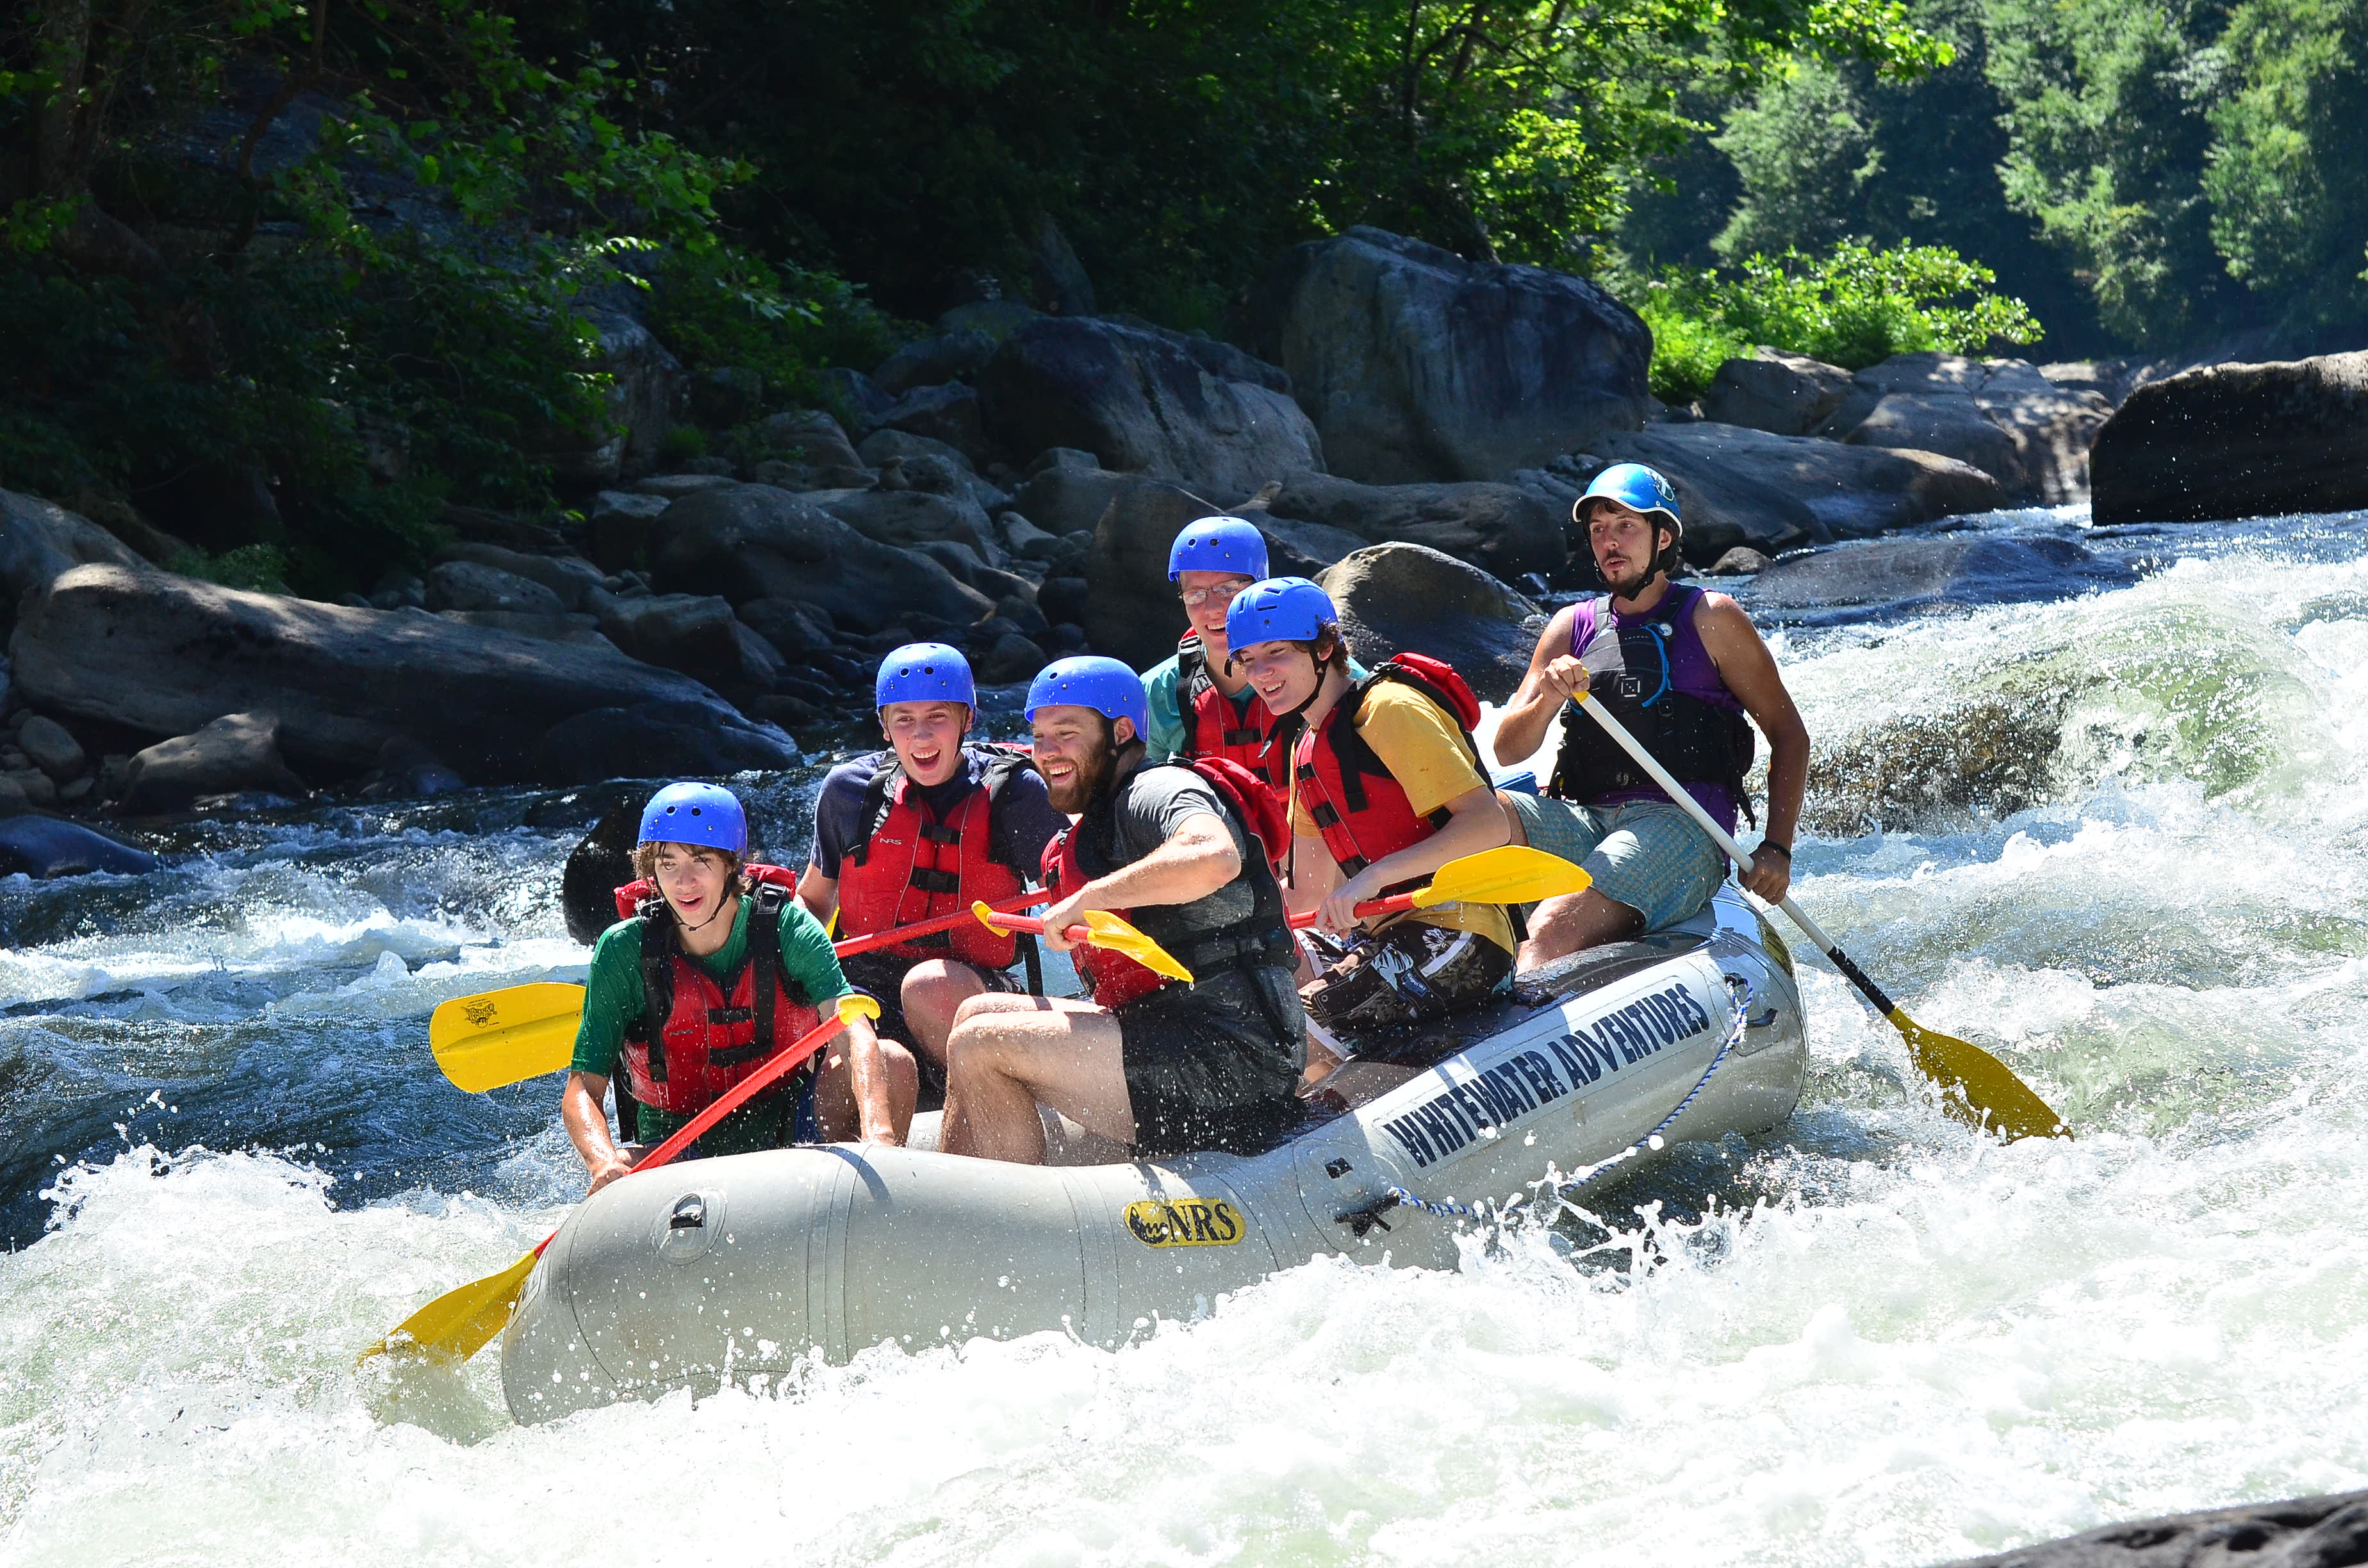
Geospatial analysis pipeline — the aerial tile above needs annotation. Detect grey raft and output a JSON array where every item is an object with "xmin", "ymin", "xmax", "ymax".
[{"xmin": 501, "ymin": 888, "xmax": 1807, "ymax": 1423}]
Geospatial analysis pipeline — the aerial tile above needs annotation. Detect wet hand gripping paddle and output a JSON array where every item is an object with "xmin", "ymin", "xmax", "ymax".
[
  {"xmin": 1285, "ymin": 844, "xmax": 1592, "ymax": 928},
  {"xmin": 1573, "ymin": 690, "xmax": 2068, "ymax": 1141},
  {"xmin": 971, "ymin": 904, "xmax": 1194, "ymax": 983},
  {"xmin": 364, "ymin": 993, "xmax": 883, "ymax": 1366},
  {"xmin": 429, "ymin": 890, "xmax": 1047, "ymax": 1092}
]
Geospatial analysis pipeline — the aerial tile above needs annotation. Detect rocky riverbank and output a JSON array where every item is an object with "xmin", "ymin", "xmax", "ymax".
[
  {"xmin": 1932, "ymin": 1489, "xmax": 2368, "ymax": 1568},
  {"xmin": 6, "ymin": 224, "xmax": 2363, "ymax": 870}
]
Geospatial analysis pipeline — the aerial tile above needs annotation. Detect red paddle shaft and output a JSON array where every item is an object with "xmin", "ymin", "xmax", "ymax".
[
  {"xmin": 976, "ymin": 912, "xmax": 1101, "ymax": 945},
  {"xmin": 1287, "ymin": 890, "xmax": 1420, "ymax": 929},
  {"xmin": 832, "ymin": 890, "xmax": 1045, "ymax": 958}
]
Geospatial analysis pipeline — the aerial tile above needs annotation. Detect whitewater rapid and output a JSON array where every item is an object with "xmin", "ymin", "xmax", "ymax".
[{"xmin": 3, "ymin": 509, "xmax": 2365, "ymax": 1566}]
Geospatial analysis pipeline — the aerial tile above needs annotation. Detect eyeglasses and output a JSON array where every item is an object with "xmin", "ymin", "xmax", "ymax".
[{"xmin": 1180, "ymin": 580, "xmax": 1254, "ymax": 609}]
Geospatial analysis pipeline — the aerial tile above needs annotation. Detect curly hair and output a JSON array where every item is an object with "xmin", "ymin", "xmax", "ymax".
[{"xmin": 630, "ymin": 841, "xmax": 752, "ymax": 899}]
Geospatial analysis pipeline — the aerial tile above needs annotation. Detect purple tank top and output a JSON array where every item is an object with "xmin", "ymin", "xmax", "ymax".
[{"xmin": 1567, "ymin": 583, "xmax": 1744, "ymax": 830}]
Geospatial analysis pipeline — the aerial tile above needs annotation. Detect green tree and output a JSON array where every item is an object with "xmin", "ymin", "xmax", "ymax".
[{"xmin": 2202, "ymin": 0, "xmax": 2368, "ymax": 332}]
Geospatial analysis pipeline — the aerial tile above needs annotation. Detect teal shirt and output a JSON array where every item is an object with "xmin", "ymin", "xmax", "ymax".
[
  {"xmin": 1139, "ymin": 648, "xmax": 1369, "ymax": 764},
  {"xmin": 571, "ymin": 893, "xmax": 854, "ymax": 1152}
]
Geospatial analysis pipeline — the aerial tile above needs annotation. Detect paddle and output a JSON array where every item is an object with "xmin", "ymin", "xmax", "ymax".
[
  {"xmin": 1287, "ymin": 844, "xmax": 1591, "ymax": 928},
  {"xmin": 429, "ymin": 888, "xmax": 1049, "ymax": 1093},
  {"xmin": 364, "ymin": 993, "xmax": 884, "ymax": 1366},
  {"xmin": 1570, "ymin": 690, "xmax": 2068, "ymax": 1141},
  {"xmin": 971, "ymin": 903, "xmax": 1195, "ymax": 984}
]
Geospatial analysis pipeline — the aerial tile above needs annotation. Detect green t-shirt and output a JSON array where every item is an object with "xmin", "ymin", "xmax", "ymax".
[{"xmin": 571, "ymin": 892, "xmax": 855, "ymax": 1153}]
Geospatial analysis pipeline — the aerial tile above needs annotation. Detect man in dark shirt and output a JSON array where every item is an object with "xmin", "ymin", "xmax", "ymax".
[
  {"xmin": 939, "ymin": 656, "xmax": 1306, "ymax": 1164},
  {"xmin": 796, "ymin": 644, "xmax": 1064, "ymax": 1091}
]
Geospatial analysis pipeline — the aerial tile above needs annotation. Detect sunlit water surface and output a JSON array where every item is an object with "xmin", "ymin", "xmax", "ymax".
[{"xmin": 3, "ymin": 508, "xmax": 2365, "ymax": 1567}]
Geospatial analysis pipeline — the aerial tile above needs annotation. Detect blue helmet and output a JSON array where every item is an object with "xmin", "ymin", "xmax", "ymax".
[
  {"xmin": 1224, "ymin": 576, "xmax": 1336, "ymax": 650},
  {"xmin": 1024, "ymin": 655, "xmax": 1149, "ymax": 742},
  {"xmin": 637, "ymin": 781, "xmax": 748, "ymax": 854},
  {"xmin": 875, "ymin": 641, "xmax": 976, "ymax": 709},
  {"xmin": 1575, "ymin": 462, "xmax": 1682, "ymax": 533},
  {"xmin": 1167, "ymin": 516, "xmax": 1268, "ymax": 582}
]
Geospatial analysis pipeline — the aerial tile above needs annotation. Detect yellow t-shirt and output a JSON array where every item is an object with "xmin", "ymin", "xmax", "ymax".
[{"xmin": 1291, "ymin": 681, "xmax": 1516, "ymax": 952}]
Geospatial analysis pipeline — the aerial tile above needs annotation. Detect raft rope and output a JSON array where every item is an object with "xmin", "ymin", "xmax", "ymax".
[{"xmin": 1369, "ymin": 974, "xmax": 1754, "ymax": 1225}]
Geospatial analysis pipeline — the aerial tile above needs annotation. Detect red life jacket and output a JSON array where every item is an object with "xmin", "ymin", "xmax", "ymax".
[
  {"xmin": 615, "ymin": 883, "xmax": 818, "ymax": 1118},
  {"xmin": 1292, "ymin": 653, "xmax": 1486, "ymax": 878},
  {"xmin": 1040, "ymin": 757, "xmax": 1292, "ymax": 1011},
  {"xmin": 1176, "ymin": 635, "xmax": 1290, "ymax": 797},
  {"xmin": 837, "ymin": 746, "xmax": 1033, "ymax": 968}
]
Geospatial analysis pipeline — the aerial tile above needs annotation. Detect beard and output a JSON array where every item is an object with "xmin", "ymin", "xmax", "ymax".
[
  {"xmin": 1045, "ymin": 740, "xmax": 1117, "ymax": 815},
  {"xmin": 1599, "ymin": 555, "xmax": 1663, "ymax": 599}
]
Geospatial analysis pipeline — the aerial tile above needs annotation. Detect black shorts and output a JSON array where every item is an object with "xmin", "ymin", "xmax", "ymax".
[
  {"xmin": 1115, "ymin": 967, "xmax": 1307, "ymax": 1159},
  {"xmin": 1301, "ymin": 920, "xmax": 1513, "ymax": 1040},
  {"xmin": 839, "ymin": 951, "xmax": 1021, "ymax": 1050}
]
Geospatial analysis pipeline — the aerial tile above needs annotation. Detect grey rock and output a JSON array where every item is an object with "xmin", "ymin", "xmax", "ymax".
[
  {"xmin": 0, "ymin": 815, "xmax": 159, "ymax": 878},
  {"xmin": 17, "ymin": 715, "xmax": 86, "ymax": 781},
  {"xmin": 1263, "ymin": 472, "xmax": 1566, "ymax": 583},
  {"xmin": 561, "ymin": 799, "xmax": 641, "ymax": 943},
  {"xmin": 977, "ymin": 316, "xmax": 1322, "ymax": 495},
  {"xmin": 361, "ymin": 734, "xmax": 468, "ymax": 799},
  {"xmin": 0, "ymin": 773, "xmax": 27, "ymax": 815},
  {"xmin": 4, "ymin": 769, "xmax": 56, "ymax": 808},
  {"xmin": 1008, "ymin": 466, "xmax": 1134, "ymax": 542},
  {"xmin": 1028, "ymin": 214, "xmax": 1098, "ymax": 317},
  {"xmin": 539, "ymin": 700, "xmax": 806, "ymax": 786},
  {"xmin": 633, "ymin": 473, "xmax": 739, "ymax": 500},
  {"xmin": 820, "ymin": 367, "xmax": 896, "ymax": 434},
  {"xmin": 424, "ymin": 560, "xmax": 567, "ymax": 616},
  {"xmin": 0, "ymin": 489, "xmax": 147, "ymax": 604},
  {"xmin": 937, "ymin": 300, "xmax": 1042, "ymax": 342},
  {"xmin": 677, "ymin": 455, "xmax": 740, "ymax": 478},
  {"xmin": 810, "ymin": 486, "xmax": 1000, "ymax": 565},
  {"xmin": 591, "ymin": 591, "xmax": 780, "ymax": 692},
  {"xmin": 736, "ymin": 597, "xmax": 837, "ymax": 659},
  {"xmin": 859, "ymin": 428, "xmax": 977, "ymax": 474},
  {"xmin": 1081, "ymin": 481, "xmax": 1237, "ymax": 669},
  {"xmin": 1253, "ymin": 515, "xmax": 1370, "ymax": 572},
  {"xmin": 585, "ymin": 490, "xmax": 668, "ymax": 571},
  {"xmin": 10, "ymin": 564, "xmax": 787, "ymax": 782},
  {"xmin": 435, "ymin": 610, "xmax": 612, "ymax": 647},
  {"xmin": 1931, "ymin": 1487, "xmax": 2368, "ymax": 1568},
  {"xmin": 875, "ymin": 452, "xmax": 969, "ymax": 497},
  {"xmin": 974, "ymin": 631, "xmax": 1048, "ymax": 685},
  {"xmin": 689, "ymin": 366, "xmax": 764, "ymax": 429},
  {"xmin": 755, "ymin": 411, "xmax": 867, "ymax": 470},
  {"xmin": 911, "ymin": 539, "xmax": 989, "ymax": 586},
  {"xmin": 2091, "ymin": 349, "xmax": 2368, "ymax": 525},
  {"xmin": 878, "ymin": 382, "xmax": 991, "ymax": 464},
  {"xmin": 992, "ymin": 592, "xmax": 1050, "ymax": 636},
  {"xmin": 435, "ymin": 543, "xmax": 606, "ymax": 611},
  {"xmin": 366, "ymin": 574, "xmax": 429, "ymax": 612},
  {"xmin": 871, "ymin": 330, "xmax": 998, "ymax": 397},
  {"xmin": 750, "ymin": 458, "xmax": 876, "ymax": 493},
  {"xmin": 1747, "ymin": 534, "xmax": 2138, "ymax": 617},
  {"xmin": 1826, "ymin": 353, "xmax": 2111, "ymax": 502},
  {"xmin": 1709, "ymin": 546, "xmax": 1770, "ymax": 575},
  {"xmin": 648, "ymin": 484, "xmax": 994, "ymax": 633},
  {"xmin": 1024, "ymin": 447, "xmax": 1103, "ymax": 476},
  {"xmin": 122, "ymin": 712, "xmax": 309, "ymax": 814},
  {"xmin": 1701, "ymin": 350, "xmax": 1855, "ymax": 436},
  {"xmin": 538, "ymin": 309, "xmax": 686, "ymax": 487},
  {"xmin": 1588, "ymin": 423, "xmax": 2005, "ymax": 561},
  {"xmin": 1317, "ymin": 544, "xmax": 1542, "ymax": 703},
  {"xmin": 1248, "ymin": 225, "xmax": 1651, "ymax": 484}
]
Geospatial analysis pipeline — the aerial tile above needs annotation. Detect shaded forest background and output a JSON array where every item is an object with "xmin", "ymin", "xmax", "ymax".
[{"xmin": 4, "ymin": 0, "xmax": 2364, "ymax": 598}]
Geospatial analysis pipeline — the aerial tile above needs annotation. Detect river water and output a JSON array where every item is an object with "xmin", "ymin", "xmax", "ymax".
[{"xmin": 3, "ymin": 508, "xmax": 2365, "ymax": 1567}]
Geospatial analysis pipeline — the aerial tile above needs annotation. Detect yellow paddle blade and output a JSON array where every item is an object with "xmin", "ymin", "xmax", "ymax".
[
  {"xmin": 358, "ymin": 1248, "xmax": 538, "ymax": 1366},
  {"xmin": 430, "ymin": 983, "xmax": 586, "ymax": 1093},
  {"xmin": 1410, "ymin": 845, "xmax": 1593, "ymax": 909},
  {"xmin": 1077, "ymin": 909, "xmax": 1195, "ymax": 984},
  {"xmin": 1890, "ymin": 1008, "xmax": 2069, "ymax": 1142}
]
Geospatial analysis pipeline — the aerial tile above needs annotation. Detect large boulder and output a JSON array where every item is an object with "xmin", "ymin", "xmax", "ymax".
[
  {"xmin": 561, "ymin": 799, "xmax": 641, "ymax": 943},
  {"xmin": 648, "ymin": 484, "xmax": 994, "ymax": 633},
  {"xmin": 1249, "ymin": 226, "xmax": 1652, "ymax": 485},
  {"xmin": 1317, "ymin": 543, "xmax": 1542, "ymax": 703},
  {"xmin": 977, "ymin": 316, "xmax": 1323, "ymax": 494},
  {"xmin": 423, "ymin": 560, "xmax": 566, "ymax": 616},
  {"xmin": 871, "ymin": 329, "xmax": 998, "ymax": 397},
  {"xmin": 1, "ymin": 489, "xmax": 147, "ymax": 605},
  {"xmin": 1825, "ymin": 354, "xmax": 2112, "ymax": 503},
  {"xmin": 539, "ymin": 700, "xmax": 806, "ymax": 786},
  {"xmin": 1747, "ymin": 534, "xmax": 2139, "ymax": 619},
  {"xmin": 876, "ymin": 382, "xmax": 990, "ymax": 464},
  {"xmin": 120, "ymin": 712, "xmax": 309, "ymax": 813},
  {"xmin": 2089, "ymin": 349, "xmax": 2368, "ymax": 525},
  {"xmin": 807, "ymin": 487, "xmax": 1001, "ymax": 565},
  {"xmin": 434, "ymin": 543, "xmax": 605, "ymax": 610},
  {"xmin": 1007, "ymin": 464, "xmax": 1135, "ymax": 541},
  {"xmin": 7, "ymin": 564, "xmax": 794, "ymax": 782},
  {"xmin": 591, "ymin": 591, "xmax": 783, "ymax": 694},
  {"xmin": 1932, "ymin": 1487, "xmax": 2368, "ymax": 1568},
  {"xmin": 1079, "ymin": 482, "xmax": 1216, "ymax": 669},
  {"xmin": 1700, "ymin": 350, "xmax": 1855, "ymax": 436},
  {"xmin": 1587, "ymin": 424, "xmax": 2005, "ymax": 561},
  {"xmin": 535, "ymin": 309, "xmax": 687, "ymax": 488},
  {"xmin": 0, "ymin": 815, "xmax": 160, "ymax": 878},
  {"xmin": 1262, "ymin": 473, "xmax": 1565, "ymax": 584}
]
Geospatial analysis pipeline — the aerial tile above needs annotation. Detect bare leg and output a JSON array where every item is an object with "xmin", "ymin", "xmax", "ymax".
[
  {"xmin": 940, "ymin": 995, "xmax": 1135, "ymax": 1164},
  {"xmin": 897, "ymin": 958, "xmax": 996, "ymax": 1065},
  {"xmin": 1519, "ymin": 888, "xmax": 1645, "ymax": 970},
  {"xmin": 812, "ymin": 1036, "xmax": 919, "ymax": 1143}
]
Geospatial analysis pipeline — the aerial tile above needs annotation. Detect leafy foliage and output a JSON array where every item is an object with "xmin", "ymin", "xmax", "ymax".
[{"xmin": 1621, "ymin": 240, "xmax": 2043, "ymax": 399}]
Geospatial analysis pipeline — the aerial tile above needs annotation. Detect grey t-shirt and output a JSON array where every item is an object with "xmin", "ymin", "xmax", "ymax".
[{"xmin": 1084, "ymin": 762, "xmax": 1260, "ymax": 938}]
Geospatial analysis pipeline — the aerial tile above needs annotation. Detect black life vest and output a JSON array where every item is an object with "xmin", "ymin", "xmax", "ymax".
[
  {"xmin": 1041, "ymin": 758, "xmax": 1295, "ymax": 1011},
  {"xmin": 618, "ymin": 882, "xmax": 817, "ymax": 1118},
  {"xmin": 837, "ymin": 745, "xmax": 1034, "ymax": 968},
  {"xmin": 1549, "ymin": 586, "xmax": 1757, "ymax": 817}
]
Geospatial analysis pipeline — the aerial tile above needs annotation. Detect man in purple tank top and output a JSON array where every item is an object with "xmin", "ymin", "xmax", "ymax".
[{"xmin": 1492, "ymin": 463, "xmax": 1810, "ymax": 966}]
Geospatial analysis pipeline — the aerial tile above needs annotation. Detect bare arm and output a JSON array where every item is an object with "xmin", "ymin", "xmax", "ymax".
[
  {"xmin": 1037, "ymin": 810, "xmax": 1241, "ymax": 952},
  {"xmin": 794, "ymin": 862, "xmax": 837, "ymax": 928},
  {"xmin": 563, "ymin": 1070, "xmax": 638, "ymax": 1193},
  {"xmin": 1493, "ymin": 605, "xmax": 1582, "ymax": 767},
  {"xmin": 1695, "ymin": 592, "xmax": 1809, "ymax": 902},
  {"xmin": 1318, "ymin": 784, "xmax": 1510, "ymax": 931},
  {"xmin": 832, "ymin": 1011, "xmax": 899, "ymax": 1145}
]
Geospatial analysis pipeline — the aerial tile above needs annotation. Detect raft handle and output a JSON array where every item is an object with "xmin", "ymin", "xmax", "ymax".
[{"xmin": 668, "ymin": 1196, "xmax": 707, "ymax": 1232}]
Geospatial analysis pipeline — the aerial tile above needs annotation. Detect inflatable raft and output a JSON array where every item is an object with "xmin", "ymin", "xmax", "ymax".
[{"xmin": 501, "ymin": 886, "xmax": 1806, "ymax": 1422}]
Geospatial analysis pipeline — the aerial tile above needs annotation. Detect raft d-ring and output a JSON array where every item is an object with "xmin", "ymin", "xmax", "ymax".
[{"xmin": 1724, "ymin": 972, "xmax": 1776, "ymax": 1029}]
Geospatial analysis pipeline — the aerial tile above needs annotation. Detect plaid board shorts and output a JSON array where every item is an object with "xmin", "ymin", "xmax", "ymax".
[{"xmin": 1505, "ymin": 794, "xmax": 1728, "ymax": 933}]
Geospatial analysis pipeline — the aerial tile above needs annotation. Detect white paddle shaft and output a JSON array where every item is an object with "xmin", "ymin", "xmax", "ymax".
[{"xmin": 1572, "ymin": 693, "xmax": 1839, "ymax": 955}]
